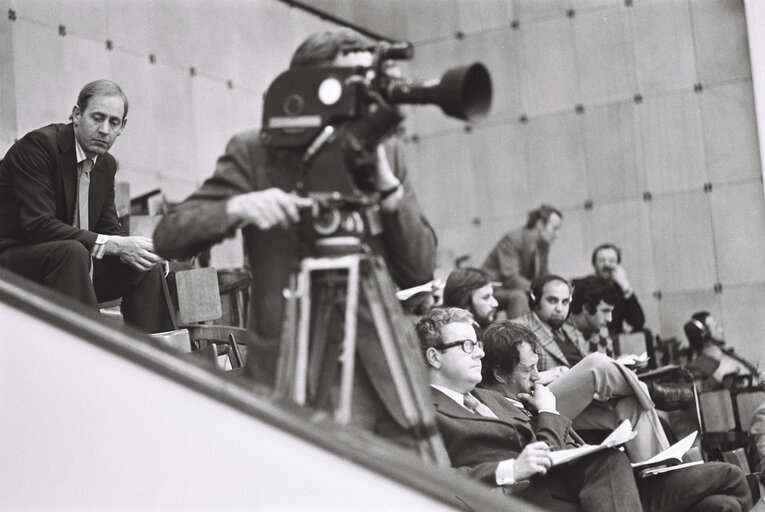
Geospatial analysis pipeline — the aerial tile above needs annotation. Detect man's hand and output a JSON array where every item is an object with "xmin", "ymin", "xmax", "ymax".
[
  {"xmin": 226, "ymin": 188, "xmax": 313, "ymax": 230},
  {"xmin": 514, "ymin": 441, "xmax": 552, "ymax": 481},
  {"xmin": 611, "ymin": 265, "xmax": 633, "ymax": 296},
  {"xmin": 519, "ymin": 384, "xmax": 557, "ymax": 413},
  {"xmin": 537, "ymin": 366, "xmax": 569, "ymax": 385},
  {"xmin": 105, "ymin": 236, "xmax": 163, "ymax": 271},
  {"xmin": 374, "ymin": 145, "xmax": 403, "ymax": 211}
]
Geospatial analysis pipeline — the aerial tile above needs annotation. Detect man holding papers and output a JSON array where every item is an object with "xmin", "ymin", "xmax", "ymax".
[{"xmin": 416, "ymin": 307, "xmax": 752, "ymax": 511}]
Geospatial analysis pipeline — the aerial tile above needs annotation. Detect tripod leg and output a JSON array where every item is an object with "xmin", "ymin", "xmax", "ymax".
[
  {"xmin": 335, "ymin": 257, "xmax": 360, "ymax": 424},
  {"xmin": 360, "ymin": 257, "xmax": 451, "ymax": 466}
]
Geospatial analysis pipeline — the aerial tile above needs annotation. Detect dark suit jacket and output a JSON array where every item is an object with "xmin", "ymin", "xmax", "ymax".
[
  {"xmin": 431, "ymin": 387, "xmax": 580, "ymax": 486},
  {"xmin": 0, "ymin": 123, "xmax": 124, "ymax": 251}
]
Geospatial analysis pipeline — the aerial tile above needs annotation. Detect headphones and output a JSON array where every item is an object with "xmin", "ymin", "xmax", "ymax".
[
  {"xmin": 527, "ymin": 275, "xmax": 572, "ymax": 310},
  {"xmin": 690, "ymin": 318, "xmax": 708, "ymax": 335}
]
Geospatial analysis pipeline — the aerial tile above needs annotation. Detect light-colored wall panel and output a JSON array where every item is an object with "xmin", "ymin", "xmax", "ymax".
[
  {"xmin": 61, "ymin": 35, "xmax": 111, "ymax": 108},
  {"xmin": 547, "ymin": 206, "xmax": 590, "ymax": 280},
  {"xmin": 191, "ymin": 76, "xmax": 234, "ymax": 183},
  {"xmin": 457, "ymin": 0, "xmax": 514, "ymax": 33},
  {"xmin": 721, "ymin": 283, "xmax": 765, "ymax": 367},
  {"xmin": 469, "ymin": 123, "xmax": 530, "ymax": 223},
  {"xmin": 518, "ymin": 17, "xmax": 579, "ymax": 116},
  {"xmin": 649, "ymin": 192, "xmax": 717, "ymax": 293},
  {"xmin": 638, "ymin": 92, "xmax": 706, "ymax": 196},
  {"xmin": 149, "ymin": 0, "xmax": 198, "ymax": 71},
  {"xmin": 12, "ymin": 20, "xmax": 69, "ymax": 133},
  {"xmin": 411, "ymin": 132, "xmax": 475, "ymax": 229},
  {"xmin": 574, "ymin": 5, "xmax": 636, "ymax": 105},
  {"xmin": 149, "ymin": 65, "xmax": 196, "ymax": 181},
  {"xmin": 105, "ymin": 0, "xmax": 152, "ymax": 55},
  {"xmin": 107, "ymin": 50, "xmax": 156, "ymax": 174},
  {"xmin": 523, "ymin": 112, "xmax": 588, "ymax": 209},
  {"xmin": 582, "ymin": 101, "xmax": 642, "ymax": 202},
  {"xmin": 435, "ymin": 223, "xmax": 480, "ymax": 280},
  {"xmin": 690, "ymin": 0, "xmax": 751, "ymax": 84},
  {"xmin": 658, "ymin": 289, "xmax": 721, "ymax": 345},
  {"xmin": 9, "ymin": 0, "xmax": 62, "ymax": 27},
  {"xmin": 632, "ymin": 0, "xmax": 696, "ymax": 94},
  {"xmin": 58, "ymin": 0, "xmax": 109, "ymax": 43},
  {"xmin": 513, "ymin": 0, "xmax": 569, "ymax": 22},
  {"xmin": 700, "ymin": 81, "xmax": 761, "ymax": 184},
  {"xmin": 710, "ymin": 182, "xmax": 765, "ymax": 286}
]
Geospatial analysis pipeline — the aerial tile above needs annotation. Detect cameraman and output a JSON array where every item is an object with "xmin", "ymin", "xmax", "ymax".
[{"xmin": 153, "ymin": 31, "xmax": 437, "ymax": 433}]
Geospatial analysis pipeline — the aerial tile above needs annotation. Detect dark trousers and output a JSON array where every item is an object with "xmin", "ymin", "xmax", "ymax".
[
  {"xmin": 0, "ymin": 239, "xmax": 175, "ymax": 333},
  {"xmin": 517, "ymin": 449, "xmax": 644, "ymax": 511},
  {"xmin": 638, "ymin": 461, "xmax": 753, "ymax": 512}
]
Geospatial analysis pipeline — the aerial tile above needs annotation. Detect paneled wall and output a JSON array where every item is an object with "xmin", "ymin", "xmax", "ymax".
[
  {"xmin": 301, "ymin": 0, "xmax": 765, "ymax": 365},
  {"xmin": 2, "ymin": 0, "xmax": 764, "ymax": 366}
]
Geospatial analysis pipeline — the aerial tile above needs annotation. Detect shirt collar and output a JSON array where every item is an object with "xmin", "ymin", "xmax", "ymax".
[
  {"xmin": 74, "ymin": 135, "xmax": 97, "ymax": 166},
  {"xmin": 430, "ymin": 384, "xmax": 467, "ymax": 407}
]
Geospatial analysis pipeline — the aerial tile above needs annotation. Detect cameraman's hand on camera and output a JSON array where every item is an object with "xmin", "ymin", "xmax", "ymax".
[
  {"xmin": 374, "ymin": 145, "xmax": 403, "ymax": 212},
  {"xmin": 226, "ymin": 188, "xmax": 313, "ymax": 230}
]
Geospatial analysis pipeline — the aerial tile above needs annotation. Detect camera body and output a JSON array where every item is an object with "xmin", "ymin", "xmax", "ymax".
[{"xmin": 259, "ymin": 41, "xmax": 492, "ymax": 246}]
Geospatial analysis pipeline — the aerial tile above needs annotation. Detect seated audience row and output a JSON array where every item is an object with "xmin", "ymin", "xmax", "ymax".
[
  {"xmin": 444, "ymin": 270, "xmax": 669, "ymax": 461},
  {"xmin": 417, "ymin": 306, "xmax": 753, "ymax": 511}
]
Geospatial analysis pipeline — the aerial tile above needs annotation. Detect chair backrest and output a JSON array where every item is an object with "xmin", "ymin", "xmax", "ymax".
[
  {"xmin": 170, "ymin": 267, "xmax": 222, "ymax": 324},
  {"xmin": 700, "ymin": 389, "xmax": 737, "ymax": 432},
  {"xmin": 737, "ymin": 390, "xmax": 765, "ymax": 431},
  {"xmin": 616, "ymin": 332, "xmax": 648, "ymax": 357}
]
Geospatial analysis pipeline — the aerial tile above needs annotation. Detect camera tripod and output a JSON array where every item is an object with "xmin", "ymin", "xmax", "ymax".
[{"xmin": 273, "ymin": 242, "xmax": 449, "ymax": 465}]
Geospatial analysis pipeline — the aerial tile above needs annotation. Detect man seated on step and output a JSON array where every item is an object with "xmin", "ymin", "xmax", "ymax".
[{"xmin": 416, "ymin": 307, "xmax": 752, "ymax": 511}]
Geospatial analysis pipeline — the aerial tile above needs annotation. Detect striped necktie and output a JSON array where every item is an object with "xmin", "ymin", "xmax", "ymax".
[
  {"xmin": 75, "ymin": 159, "xmax": 93, "ymax": 230},
  {"xmin": 463, "ymin": 393, "xmax": 498, "ymax": 418}
]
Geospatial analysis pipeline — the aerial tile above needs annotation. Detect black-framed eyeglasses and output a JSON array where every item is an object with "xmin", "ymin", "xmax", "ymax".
[{"xmin": 434, "ymin": 339, "xmax": 484, "ymax": 354}]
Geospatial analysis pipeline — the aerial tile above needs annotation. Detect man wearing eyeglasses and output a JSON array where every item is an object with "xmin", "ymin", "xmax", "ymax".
[{"xmin": 416, "ymin": 308, "xmax": 753, "ymax": 511}]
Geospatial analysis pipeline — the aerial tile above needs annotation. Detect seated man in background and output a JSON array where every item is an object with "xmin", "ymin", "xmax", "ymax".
[
  {"xmin": 569, "ymin": 275, "xmax": 622, "ymax": 357},
  {"xmin": 684, "ymin": 311, "xmax": 764, "ymax": 390},
  {"xmin": 417, "ymin": 307, "xmax": 752, "ymax": 512},
  {"xmin": 481, "ymin": 204, "xmax": 562, "ymax": 320},
  {"xmin": 441, "ymin": 267, "xmax": 499, "ymax": 331},
  {"xmin": 513, "ymin": 274, "xmax": 669, "ymax": 460},
  {"xmin": 0, "ymin": 80, "xmax": 174, "ymax": 333},
  {"xmin": 588, "ymin": 243, "xmax": 645, "ymax": 334},
  {"xmin": 153, "ymin": 31, "xmax": 437, "ymax": 438}
]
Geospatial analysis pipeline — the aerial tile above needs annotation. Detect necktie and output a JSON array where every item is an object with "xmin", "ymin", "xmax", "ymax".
[
  {"xmin": 76, "ymin": 159, "xmax": 93, "ymax": 230},
  {"xmin": 463, "ymin": 393, "xmax": 498, "ymax": 418}
]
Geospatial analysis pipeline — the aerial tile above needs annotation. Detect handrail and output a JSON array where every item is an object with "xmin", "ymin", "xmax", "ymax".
[{"xmin": 0, "ymin": 267, "xmax": 531, "ymax": 511}]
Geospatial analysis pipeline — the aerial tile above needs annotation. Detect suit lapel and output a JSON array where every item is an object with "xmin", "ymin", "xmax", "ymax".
[
  {"xmin": 528, "ymin": 313, "xmax": 569, "ymax": 366},
  {"xmin": 563, "ymin": 321, "xmax": 590, "ymax": 359},
  {"xmin": 58, "ymin": 124, "xmax": 78, "ymax": 225}
]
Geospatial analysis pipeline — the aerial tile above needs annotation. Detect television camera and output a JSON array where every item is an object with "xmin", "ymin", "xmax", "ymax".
[{"xmin": 259, "ymin": 40, "xmax": 493, "ymax": 250}]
